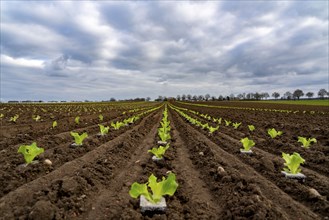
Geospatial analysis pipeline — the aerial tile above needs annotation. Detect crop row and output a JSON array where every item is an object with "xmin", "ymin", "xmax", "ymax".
[{"xmin": 169, "ymin": 104, "xmax": 329, "ymax": 217}]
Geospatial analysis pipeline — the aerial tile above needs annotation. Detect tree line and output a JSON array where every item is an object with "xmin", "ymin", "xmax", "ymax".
[{"xmin": 156, "ymin": 88, "xmax": 328, "ymax": 101}]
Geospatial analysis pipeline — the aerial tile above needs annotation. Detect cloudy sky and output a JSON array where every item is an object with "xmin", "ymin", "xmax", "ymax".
[{"xmin": 1, "ymin": 1, "xmax": 328, "ymax": 101}]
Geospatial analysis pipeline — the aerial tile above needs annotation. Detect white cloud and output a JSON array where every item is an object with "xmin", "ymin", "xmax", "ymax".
[{"xmin": 0, "ymin": 1, "xmax": 328, "ymax": 101}]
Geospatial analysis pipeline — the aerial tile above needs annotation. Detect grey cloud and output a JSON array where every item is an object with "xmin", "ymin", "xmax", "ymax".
[{"xmin": 1, "ymin": 1, "xmax": 328, "ymax": 101}]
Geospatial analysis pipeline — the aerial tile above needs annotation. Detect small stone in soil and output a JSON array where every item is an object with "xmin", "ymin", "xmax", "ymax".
[{"xmin": 44, "ymin": 159, "xmax": 52, "ymax": 166}]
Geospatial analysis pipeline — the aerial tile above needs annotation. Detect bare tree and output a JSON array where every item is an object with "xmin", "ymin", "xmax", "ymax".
[
  {"xmin": 218, "ymin": 95, "xmax": 224, "ymax": 100},
  {"xmin": 192, "ymin": 95, "xmax": 198, "ymax": 101},
  {"xmin": 211, "ymin": 96, "xmax": 217, "ymax": 101},
  {"xmin": 318, "ymin": 89, "xmax": 328, "ymax": 99},
  {"xmin": 176, "ymin": 95, "xmax": 181, "ymax": 101},
  {"xmin": 198, "ymin": 95, "xmax": 204, "ymax": 101},
  {"xmin": 205, "ymin": 94, "xmax": 210, "ymax": 101},
  {"xmin": 246, "ymin": 93, "xmax": 254, "ymax": 99},
  {"xmin": 146, "ymin": 97, "xmax": 151, "ymax": 101},
  {"xmin": 187, "ymin": 94, "xmax": 192, "ymax": 101},
  {"xmin": 293, "ymin": 89, "xmax": 304, "ymax": 100},
  {"xmin": 284, "ymin": 91, "xmax": 292, "ymax": 100},
  {"xmin": 262, "ymin": 92, "xmax": 270, "ymax": 100},
  {"xmin": 237, "ymin": 94, "xmax": 244, "ymax": 99},
  {"xmin": 182, "ymin": 94, "xmax": 186, "ymax": 101},
  {"xmin": 305, "ymin": 92, "xmax": 314, "ymax": 99},
  {"xmin": 254, "ymin": 92, "xmax": 261, "ymax": 100},
  {"xmin": 272, "ymin": 92, "xmax": 280, "ymax": 99}
]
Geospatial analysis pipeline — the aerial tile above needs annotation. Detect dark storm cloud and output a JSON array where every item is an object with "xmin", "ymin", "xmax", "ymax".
[{"xmin": 1, "ymin": 1, "xmax": 328, "ymax": 101}]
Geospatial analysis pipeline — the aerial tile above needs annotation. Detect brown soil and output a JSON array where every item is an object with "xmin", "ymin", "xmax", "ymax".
[{"xmin": 0, "ymin": 101, "xmax": 328, "ymax": 219}]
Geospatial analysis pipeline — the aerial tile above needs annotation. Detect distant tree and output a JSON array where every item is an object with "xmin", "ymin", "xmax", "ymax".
[
  {"xmin": 284, "ymin": 91, "xmax": 292, "ymax": 100},
  {"xmin": 254, "ymin": 92, "xmax": 262, "ymax": 100},
  {"xmin": 272, "ymin": 92, "xmax": 280, "ymax": 99},
  {"xmin": 305, "ymin": 92, "xmax": 314, "ymax": 99},
  {"xmin": 205, "ymin": 94, "xmax": 210, "ymax": 101},
  {"xmin": 246, "ymin": 93, "xmax": 254, "ymax": 99},
  {"xmin": 198, "ymin": 95, "xmax": 204, "ymax": 101},
  {"xmin": 182, "ymin": 94, "xmax": 186, "ymax": 101},
  {"xmin": 262, "ymin": 92, "xmax": 270, "ymax": 100},
  {"xmin": 211, "ymin": 96, "xmax": 217, "ymax": 101},
  {"xmin": 218, "ymin": 95, "xmax": 224, "ymax": 100},
  {"xmin": 237, "ymin": 94, "xmax": 244, "ymax": 99},
  {"xmin": 187, "ymin": 94, "xmax": 192, "ymax": 101},
  {"xmin": 192, "ymin": 95, "xmax": 198, "ymax": 101},
  {"xmin": 110, "ymin": 97, "xmax": 116, "ymax": 102},
  {"xmin": 229, "ymin": 94, "xmax": 235, "ymax": 100},
  {"xmin": 318, "ymin": 88, "xmax": 328, "ymax": 99},
  {"xmin": 146, "ymin": 97, "xmax": 151, "ymax": 101},
  {"xmin": 176, "ymin": 95, "xmax": 181, "ymax": 101},
  {"xmin": 293, "ymin": 89, "xmax": 304, "ymax": 100}
]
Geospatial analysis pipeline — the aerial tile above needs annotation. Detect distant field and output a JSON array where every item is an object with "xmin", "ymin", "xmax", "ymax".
[{"xmin": 247, "ymin": 99, "xmax": 329, "ymax": 106}]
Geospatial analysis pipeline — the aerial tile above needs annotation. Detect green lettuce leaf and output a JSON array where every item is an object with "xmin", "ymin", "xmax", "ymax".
[{"xmin": 18, "ymin": 142, "xmax": 44, "ymax": 164}]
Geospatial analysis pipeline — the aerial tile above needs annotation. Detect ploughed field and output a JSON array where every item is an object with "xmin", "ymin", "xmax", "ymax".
[{"xmin": 0, "ymin": 101, "xmax": 328, "ymax": 219}]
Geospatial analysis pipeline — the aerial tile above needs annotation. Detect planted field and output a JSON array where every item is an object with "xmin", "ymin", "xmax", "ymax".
[{"xmin": 0, "ymin": 101, "xmax": 328, "ymax": 219}]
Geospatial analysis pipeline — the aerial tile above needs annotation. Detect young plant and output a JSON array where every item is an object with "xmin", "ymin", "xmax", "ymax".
[
  {"xmin": 298, "ymin": 137, "xmax": 317, "ymax": 148},
  {"xmin": 201, "ymin": 123, "xmax": 209, "ymax": 130},
  {"xmin": 18, "ymin": 142, "xmax": 44, "ymax": 164},
  {"xmin": 282, "ymin": 152, "xmax": 305, "ymax": 174},
  {"xmin": 148, "ymin": 144, "xmax": 170, "ymax": 159},
  {"xmin": 268, "ymin": 128, "xmax": 283, "ymax": 138},
  {"xmin": 232, "ymin": 122, "xmax": 242, "ymax": 129},
  {"xmin": 70, "ymin": 132, "xmax": 88, "ymax": 146},
  {"xmin": 32, "ymin": 115, "xmax": 41, "ymax": 122},
  {"xmin": 10, "ymin": 114, "xmax": 19, "ymax": 123},
  {"xmin": 111, "ymin": 121, "xmax": 124, "ymax": 130},
  {"xmin": 240, "ymin": 137, "xmax": 255, "ymax": 151},
  {"xmin": 224, "ymin": 120, "xmax": 231, "ymax": 126},
  {"xmin": 0, "ymin": 113, "xmax": 4, "ymax": 118},
  {"xmin": 248, "ymin": 125, "xmax": 255, "ymax": 132},
  {"xmin": 52, "ymin": 121, "xmax": 58, "ymax": 128},
  {"xmin": 158, "ymin": 130, "xmax": 171, "ymax": 142},
  {"xmin": 208, "ymin": 126, "xmax": 219, "ymax": 134},
  {"xmin": 129, "ymin": 172, "xmax": 178, "ymax": 204},
  {"xmin": 75, "ymin": 116, "xmax": 80, "ymax": 124},
  {"xmin": 99, "ymin": 114, "xmax": 104, "ymax": 122},
  {"xmin": 98, "ymin": 124, "xmax": 110, "ymax": 135}
]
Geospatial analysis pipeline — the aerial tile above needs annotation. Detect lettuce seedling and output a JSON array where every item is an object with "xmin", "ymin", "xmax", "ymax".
[
  {"xmin": 208, "ymin": 126, "xmax": 219, "ymax": 134},
  {"xmin": 129, "ymin": 172, "xmax": 178, "ymax": 204},
  {"xmin": 70, "ymin": 132, "xmax": 88, "ymax": 146},
  {"xmin": 99, "ymin": 114, "xmax": 104, "ymax": 122},
  {"xmin": 248, "ymin": 125, "xmax": 255, "ymax": 132},
  {"xmin": 282, "ymin": 152, "xmax": 305, "ymax": 174},
  {"xmin": 232, "ymin": 122, "xmax": 242, "ymax": 129},
  {"xmin": 52, "ymin": 121, "xmax": 57, "ymax": 128},
  {"xmin": 33, "ymin": 115, "xmax": 41, "ymax": 122},
  {"xmin": 98, "ymin": 124, "xmax": 110, "ymax": 135},
  {"xmin": 148, "ymin": 144, "xmax": 170, "ymax": 159},
  {"xmin": 240, "ymin": 137, "xmax": 255, "ymax": 151},
  {"xmin": 201, "ymin": 123, "xmax": 209, "ymax": 130},
  {"xmin": 158, "ymin": 130, "xmax": 171, "ymax": 142},
  {"xmin": 268, "ymin": 128, "xmax": 283, "ymax": 138},
  {"xmin": 298, "ymin": 136, "xmax": 317, "ymax": 148},
  {"xmin": 0, "ymin": 113, "xmax": 4, "ymax": 118},
  {"xmin": 111, "ymin": 121, "xmax": 124, "ymax": 130},
  {"xmin": 224, "ymin": 120, "xmax": 231, "ymax": 126},
  {"xmin": 75, "ymin": 116, "xmax": 80, "ymax": 124},
  {"xmin": 18, "ymin": 142, "xmax": 44, "ymax": 164},
  {"xmin": 10, "ymin": 114, "xmax": 19, "ymax": 123}
]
